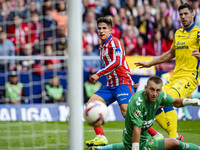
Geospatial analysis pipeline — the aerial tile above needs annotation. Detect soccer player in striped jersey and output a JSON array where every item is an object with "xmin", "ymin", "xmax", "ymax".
[
  {"xmin": 85, "ymin": 16, "xmax": 135, "ymax": 146},
  {"xmin": 85, "ymin": 17, "xmax": 163, "ymax": 147},
  {"xmin": 135, "ymin": 3, "xmax": 200, "ymax": 142}
]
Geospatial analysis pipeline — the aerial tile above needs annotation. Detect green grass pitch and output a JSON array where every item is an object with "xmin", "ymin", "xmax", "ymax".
[{"xmin": 0, "ymin": 120, "xmax": 199, "ymax": 150}]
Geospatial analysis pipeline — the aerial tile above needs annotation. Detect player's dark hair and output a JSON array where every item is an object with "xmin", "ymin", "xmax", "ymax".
[
  {"xmin": 147, "ymin": 76, "xmax": 163, "ymax": 86},
  {"xmin": 97, "ymin": 17, "xmax": 112, "ymax": 28},
  {"xmin": 178, "ymin": 3, "xmax": 193, "ymax": 13}
]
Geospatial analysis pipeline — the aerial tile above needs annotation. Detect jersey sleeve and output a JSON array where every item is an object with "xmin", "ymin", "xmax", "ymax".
[
  {"xmin": 159, "ymin": 91, "xmax": 175, "ymax": 106},
  {"xmin": 197, "ymin": 30, "xmax": 200, "ymax": 47},
  {"xmin": 127, "ymin": 96, "xmax": 144, "ymax": 128},
  {"xmin": 96, "ymin": 39, "xmax": 123, "ymax": 77}
]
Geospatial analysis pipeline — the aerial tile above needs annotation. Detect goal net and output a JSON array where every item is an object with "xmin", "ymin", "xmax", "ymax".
[{"xmin": 0, "ymin": 0, "xmax": 73, "ymax": 149}]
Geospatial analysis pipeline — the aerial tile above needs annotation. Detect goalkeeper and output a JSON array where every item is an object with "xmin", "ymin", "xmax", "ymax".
[
  {"xmin": 91, "ymin": 76, "xmax": 200, "ymax": 150},
  {"xmin": 135, "ymin": 3, "xmax": 200, "ymax": 141}
]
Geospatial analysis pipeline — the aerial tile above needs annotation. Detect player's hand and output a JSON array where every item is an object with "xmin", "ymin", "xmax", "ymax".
[
  {"xmin": 89, "ymin": 74, "xmax": 100, "ymax": 84},
  {"xmin": 134, "ymin": 62, "xmax": 151, "ymax": 68},
  {"xmin": 133, "ymin": 83, "xmax": 139, "ymax": 89},
  {"xmin": 192, "ymin": 49, "xmax": 200, "ymax": 59},
  {"xmin": 183, "ymin": 98, "xmax": 200, "ymax": 106}
]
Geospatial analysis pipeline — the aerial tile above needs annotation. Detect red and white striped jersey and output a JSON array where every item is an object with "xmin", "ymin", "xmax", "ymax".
[{"xmin": 96, "ymin": 35, "xmax": 134, "ymax": 87}]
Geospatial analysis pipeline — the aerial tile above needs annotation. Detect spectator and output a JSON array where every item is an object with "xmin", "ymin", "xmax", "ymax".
[
  {"xmin": 147, "ymin": 30, "xmax": 168, "ymax": 56},
  {"xmin": 118, "ymin": 7, "xmax": 128, "ymax": 30},
  {"xmin": 56, "ymin": 26, "xmax": 67, "ymax": 56},
  {"xmin": 127, "ymin": 36, "xmax": 156, "ymax": 56},
  {"xmin": 101, "ymin": 0, "xmax": 118, "ymax": 16},
  {"xmin": 16, "ymin": 43, "xmax": 38, "ymax": 71},
  {"xmin": 124, "ymin": 0, "xmax": 138, "ymax": 18},
  {"xmin": 7, "ymin": 14, "xmax": 30, "ymax": 53},
  {"xmin": 3, "ymin": 71, "xmax": 25, "ymax": 104},
  {"xmin": 44, "ymin": 44, "xmax": 62, "ymax": 70},
  {"xmin": 123, "ymin": 25, "xmax": 137, "ymax": 54},
  {"xmin": 0, "ymin": 30, "xmax": 15, "ymax": 71},
  {"xmin": 161, "ymin": 16, "xmax": 175, "ymax": 39},
  {"xmin": 170, "ymin": 0, "xmax": 182, "ymax": 30},
  {"xmin": 83, "ymin": 10, "xmax": 97, "ymax": 32},
  {"xmin": 84, "ymin": 70, "xmax": 102, "ymax": 103},
  {"xmin": 0, "ymin": 1, "xmax": 12, "ymax": 26},
  {"xmin": 7, "ymin": 0, "xmax": 31, "ymax": 23},
  {"xmin": 111, "ymin": 14, "xmax": 123, "ymax": 39},
  {"xmin": 84, "ymin": 22, "xmax": 99, "ymax": 49},
  {"xmin": 52, "ymin": 0, "xmax": 68, "ymax": 35},
  {"xmin": 127, "ymin": 15, "xmax": 139, "ymax": 36},
  {"xmin": 83, "ymin": 43, "xmax": 101, "ymax": 72},
  {"xmin": 42, "ymin": 6, "xmax": 57, "ymax": 41},
  {"xmin": 43, "ymin": 75, "xmax": 65, "ymax": 103},
  {"xmin": 29, "ymin": 11, "xmax": 43, "ymax": 45}
]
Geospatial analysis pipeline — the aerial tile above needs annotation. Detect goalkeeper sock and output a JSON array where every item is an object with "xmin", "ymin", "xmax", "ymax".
[
  {"xmin": 164, "ymin": 106, "xmax": 177, "ymax": 138},
  {"xmin": 182, "ymin": 107, "xmax": 192, "ymax": 120},
  {"xmin": 94, "ymin": 126, "xmax": 104, "ymax": 136},
  {"xmin": 155, "ymin": 108, "xmax": 167, "ymax": 132},
  {"xmin": 102, "ymin": 143, "xmax": 125, "ymax": 150},
  {"xmin": 177, "ymin": 141, "xmax": 200, "ymax": 150}
]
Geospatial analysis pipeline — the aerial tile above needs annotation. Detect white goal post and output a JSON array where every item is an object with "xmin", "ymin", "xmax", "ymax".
[{"xmin": 67, "ymin": 0, "xmax": 83, "ymax": 150}]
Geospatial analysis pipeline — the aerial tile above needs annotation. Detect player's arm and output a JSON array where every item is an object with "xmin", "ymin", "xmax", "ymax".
[
  {"xmin": 171, "ymin": 98, "xmax": 200, "ymax": 107},
  {"xmin": 134, "ymin": 48, "xmax": 175, "ymax": 68},
  {"xmin": 132, "ymin": 125, "xmax": 141, "ymax": 150}
]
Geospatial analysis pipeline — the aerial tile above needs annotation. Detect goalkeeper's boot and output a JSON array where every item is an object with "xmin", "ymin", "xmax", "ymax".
[
  {"xmin": 90, "ymin": 146, "xmax": 103, "ymax": 150},
  {"xmin": 85, "ymin": 135, "xmax": 108, "ymax": 146},
  {"xmin": 152, "ymin": 132, "xmax": 164, "ymax": 139},
  {"xmin": 177, "ymin": 133, "xmax": 184, "ymax": 142}
]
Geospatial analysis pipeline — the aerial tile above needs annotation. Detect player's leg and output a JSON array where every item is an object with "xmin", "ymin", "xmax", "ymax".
[
  {"xmin": 163, "ymin": 78, "xmax": 197, "ymax": 140},
  {"xmin": 155, "ymin": 83, "xmax": 172, "ymax": 137},
  {"xmin": 164, "ymin": 138, "xmax": 200, "ymax": 150},
  {"xmin": 90, "ymin": 143, "xmax": 125, "ymax": 150},
  {"xmin": 85, "ymin": 86, "xmax": 115, "ymax": 146},
  {"xmin": 115, "ymin": 84, "xmax": 134, "ymax": 118}
]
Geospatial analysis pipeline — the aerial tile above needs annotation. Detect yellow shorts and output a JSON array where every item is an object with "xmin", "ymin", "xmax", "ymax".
[{"xmin": 162, "ymin": 77, "xmax": 198, "ymax": 98}]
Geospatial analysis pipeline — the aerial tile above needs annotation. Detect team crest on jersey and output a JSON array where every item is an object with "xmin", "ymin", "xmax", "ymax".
[
  {"xmin": 135, "ymin": 110, "xmax": 141, "ymax": 117},
  {"xmin": 187, "ymin": 33, "xmax": 191, "ymax": 38},
  {"xmin": 154, "ymin": 104, "xmax": 157, "ymax": 109},
  {"xmin": 115, "ymin": 48, "xmax": 122, "ymax": 56},
  {"xmin": 149, "ymin": 141, "xmax": 155, "ymax": 145}
]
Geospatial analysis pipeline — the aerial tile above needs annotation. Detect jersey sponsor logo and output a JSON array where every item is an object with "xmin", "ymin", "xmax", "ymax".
[
  {"xmin": 142, "ymin": 119, "xmax": 154, "ymax": 129},
  {"xmin": 177, "ymin": 41, "xmax": 185, "ymax": 45},
  {"xmin": 117, "ymin": 93, "xmax": 128, "ymax": 97},
  {"xmin": 134, "ymin": 110, "xmax": 141, "ymax": 117},
  {"xmin": 184, "ymin": 82, "xmax": 190, "ymax": 89},
  {"xmin": 175, "ymin": 46, "xmax": 189, "ymax": 49}
]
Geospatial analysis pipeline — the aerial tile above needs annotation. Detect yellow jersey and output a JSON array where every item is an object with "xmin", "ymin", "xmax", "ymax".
[{"xmin": 171, "ymin": 23, "xmax": 200, "ymax": 80}]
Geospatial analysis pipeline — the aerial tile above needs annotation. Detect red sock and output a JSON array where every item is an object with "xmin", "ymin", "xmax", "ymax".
[
  {"xmin": 148, "ymin": 127, "xmax": 158, "ymax": 136},
  {"xmin": 94, "ymin": 126, "xmax": 104, "ymax": 136}
]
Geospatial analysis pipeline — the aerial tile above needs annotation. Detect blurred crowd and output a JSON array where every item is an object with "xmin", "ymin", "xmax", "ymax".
[
  {"xmin": 0, "ymin": 0, "xmax": 199, "ymax": 73},
  {"xmin": 82, "ymin": 0, "xmax": 200, "ymax": 72}
]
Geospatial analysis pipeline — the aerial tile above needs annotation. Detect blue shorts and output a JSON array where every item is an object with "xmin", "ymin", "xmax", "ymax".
[{"xmin": 94, "ymin": 85, "xmax": 134, "ymax": 106}]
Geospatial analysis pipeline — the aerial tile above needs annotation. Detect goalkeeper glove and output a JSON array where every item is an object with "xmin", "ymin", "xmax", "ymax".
[{"xmin": 182, "ymin": 98, "xmax": 200, "ymax": 106}]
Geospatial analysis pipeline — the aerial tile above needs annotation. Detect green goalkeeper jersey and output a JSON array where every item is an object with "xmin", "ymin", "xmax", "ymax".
[{"xmin": 123, "ymin": 90, "xmax": 174, "ymax": 149}]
